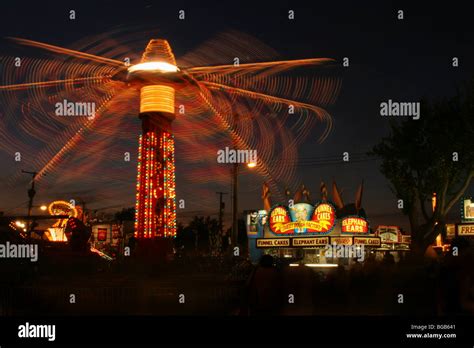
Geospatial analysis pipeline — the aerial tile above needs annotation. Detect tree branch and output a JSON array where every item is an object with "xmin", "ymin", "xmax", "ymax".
[
  {"xmin": 415, "ymin": 170, "xmax": 430, "ymax": 223},
  {"xmin": 443, "ymin": 170, "xmax": 474, "ymax": 215},
  {"xmin": 439, "ymin": 175, "xmax": 449, "ymax": 215}
]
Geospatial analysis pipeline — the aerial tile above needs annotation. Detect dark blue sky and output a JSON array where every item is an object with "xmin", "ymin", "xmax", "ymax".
[{"xmin": 0, "ymin": 0, "xmax": 473, "ymax": 230}]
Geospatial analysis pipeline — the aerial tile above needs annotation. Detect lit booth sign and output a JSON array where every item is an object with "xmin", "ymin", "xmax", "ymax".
[
  {"xmin": 269, "ymin": 202, "xmax": 336, "ymax": 235},
  {"xmin": 376, "ymin": 225, "xmax": 401, "ymax": 244},
  {"xmin": 456, "ymin": 223, "xmax": 474, "ymax": 237},
  {"xmin": 251, "ymin": 201, "xmax": 384, "ymax": 260},
  {"xmin": 246, "ymin": 210, "xmax": 267, "ymax": 264},
  {"xmin": 454, "ymin": 197, "xmax": 474, "ymax": 238},
  {"xmin": 246, "ymin": 210, "xmax": 267, "ymax": 238},
  {"xmin": 375, "ymin": 225, "xmax": 410, "ymax": 250},
  {"xmin": 341, "ymin": 217, "xmax": 369, "ymax": 234},
  {"xmin": 256, "ymin": 236, "xmax": 330, "ymax": 248},
  {"xmin": 461, "ymin": 197, "xmax": 474, "ymax": 222},
  {"xmin": 91, "ymin": 224, "xmax": 117, "ymax": 244},
  {"xmin": 255, "ymin": 236, "xmax": 381, "ymax": 248}
]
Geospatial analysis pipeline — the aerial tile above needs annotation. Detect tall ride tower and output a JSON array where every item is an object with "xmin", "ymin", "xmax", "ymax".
[{"xmin": 128, "ymin": 40, "xmax": 179, "ymax": 239}]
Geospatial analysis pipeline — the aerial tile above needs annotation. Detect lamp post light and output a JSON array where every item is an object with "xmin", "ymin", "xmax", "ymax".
[
  {"xmin": 247, "ymin": 161, "xmax": 257, "ymax": 169},
  {"xmin": 231, "ymin": 160, "xmax": 257, "ymax": 249}
]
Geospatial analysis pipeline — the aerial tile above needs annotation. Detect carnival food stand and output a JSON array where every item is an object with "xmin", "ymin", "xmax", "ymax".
[{"xmin": 246, "ymin": 182, "xmax": 411, "ymax": 267}]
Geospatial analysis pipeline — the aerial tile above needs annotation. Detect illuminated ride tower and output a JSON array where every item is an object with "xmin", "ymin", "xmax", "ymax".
[{"xmin": 120, "ymin": 39, "xmax": 187, "ymax": 240}]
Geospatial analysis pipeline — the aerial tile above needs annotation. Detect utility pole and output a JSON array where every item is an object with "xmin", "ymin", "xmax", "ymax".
[
  {"xmin": 231, "ymin": 113, "xmax": 240, "ymax": 250},
  {"xmin": 231, "ymin": 163, "xmax": 239, "ymax": 248},
  {"xmin": 216, "ymin": 191, "xmax": 228, "ymax": 239},
  {"xmin": 22, "ymin": 170, "xmax": 38, "ymax": 236},
  {"xmin": 77, "ymin": 198, "xmax": 87, "ymax": 224}
]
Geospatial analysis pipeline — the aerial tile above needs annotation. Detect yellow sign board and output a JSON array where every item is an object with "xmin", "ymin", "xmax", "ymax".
[
  {"xmin": 330, "ymin": 237, "xmax": 353, "ymax": 245},
  {"xmin": 353, "ymin": 237, "xmax": 381, "ymax": 246},
  {"xmin": 256, "ymin": 238, "xmax": 290, "ymax": 248},
  {"xmin": 457, "ymin": 223, "xmax": 474, "ymax": 236},
  {"xmin": 291, "ymin": 237, "xmax": 329, "ymax": 247}
]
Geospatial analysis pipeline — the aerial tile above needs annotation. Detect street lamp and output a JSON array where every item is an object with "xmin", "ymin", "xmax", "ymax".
[
  {"xmin": 247, "ymin": 161, "xmax": 257, "ymax": 169},
  {"xmin": 231, "ymin": 160, "xmax": 257, "ymax": 249}
]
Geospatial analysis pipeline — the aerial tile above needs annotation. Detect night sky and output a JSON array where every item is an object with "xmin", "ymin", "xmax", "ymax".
[{"xmin": 0, "ymin": 0, "xmax": 473, "ymax": 230}]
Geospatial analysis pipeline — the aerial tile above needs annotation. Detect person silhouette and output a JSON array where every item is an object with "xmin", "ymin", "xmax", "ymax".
[{"xmin": 245, "ymin": 255, "xmax": 283, "ymax": 315}]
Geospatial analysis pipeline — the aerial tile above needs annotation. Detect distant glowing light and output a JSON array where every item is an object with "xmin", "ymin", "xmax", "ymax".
[
  {"xmin": 247, "ymin": 161, "xmax": 257, "ymax": 168},
  {"xmin": 305, "ymin": 263, "xmax": 338, "ymax": 268},
  {"xmin": 289, "ymin": 263, "xmax": 299, "ymax": 267},
  {"xmin": 40, "ymin": 205, "xmax": 47, "ymax": 211},
  {"xmin": 128, "ymin": 61, "xmax": 179, "ymax": 73},
  {"xmin": 15, "ymin": 221, "xmax": 25, "ymax": 228}
]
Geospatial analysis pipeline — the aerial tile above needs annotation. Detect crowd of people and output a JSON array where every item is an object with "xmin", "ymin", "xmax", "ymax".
[{"xmin": 239, "ymin": 239, "xmax": 474, "ymax": 316}]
